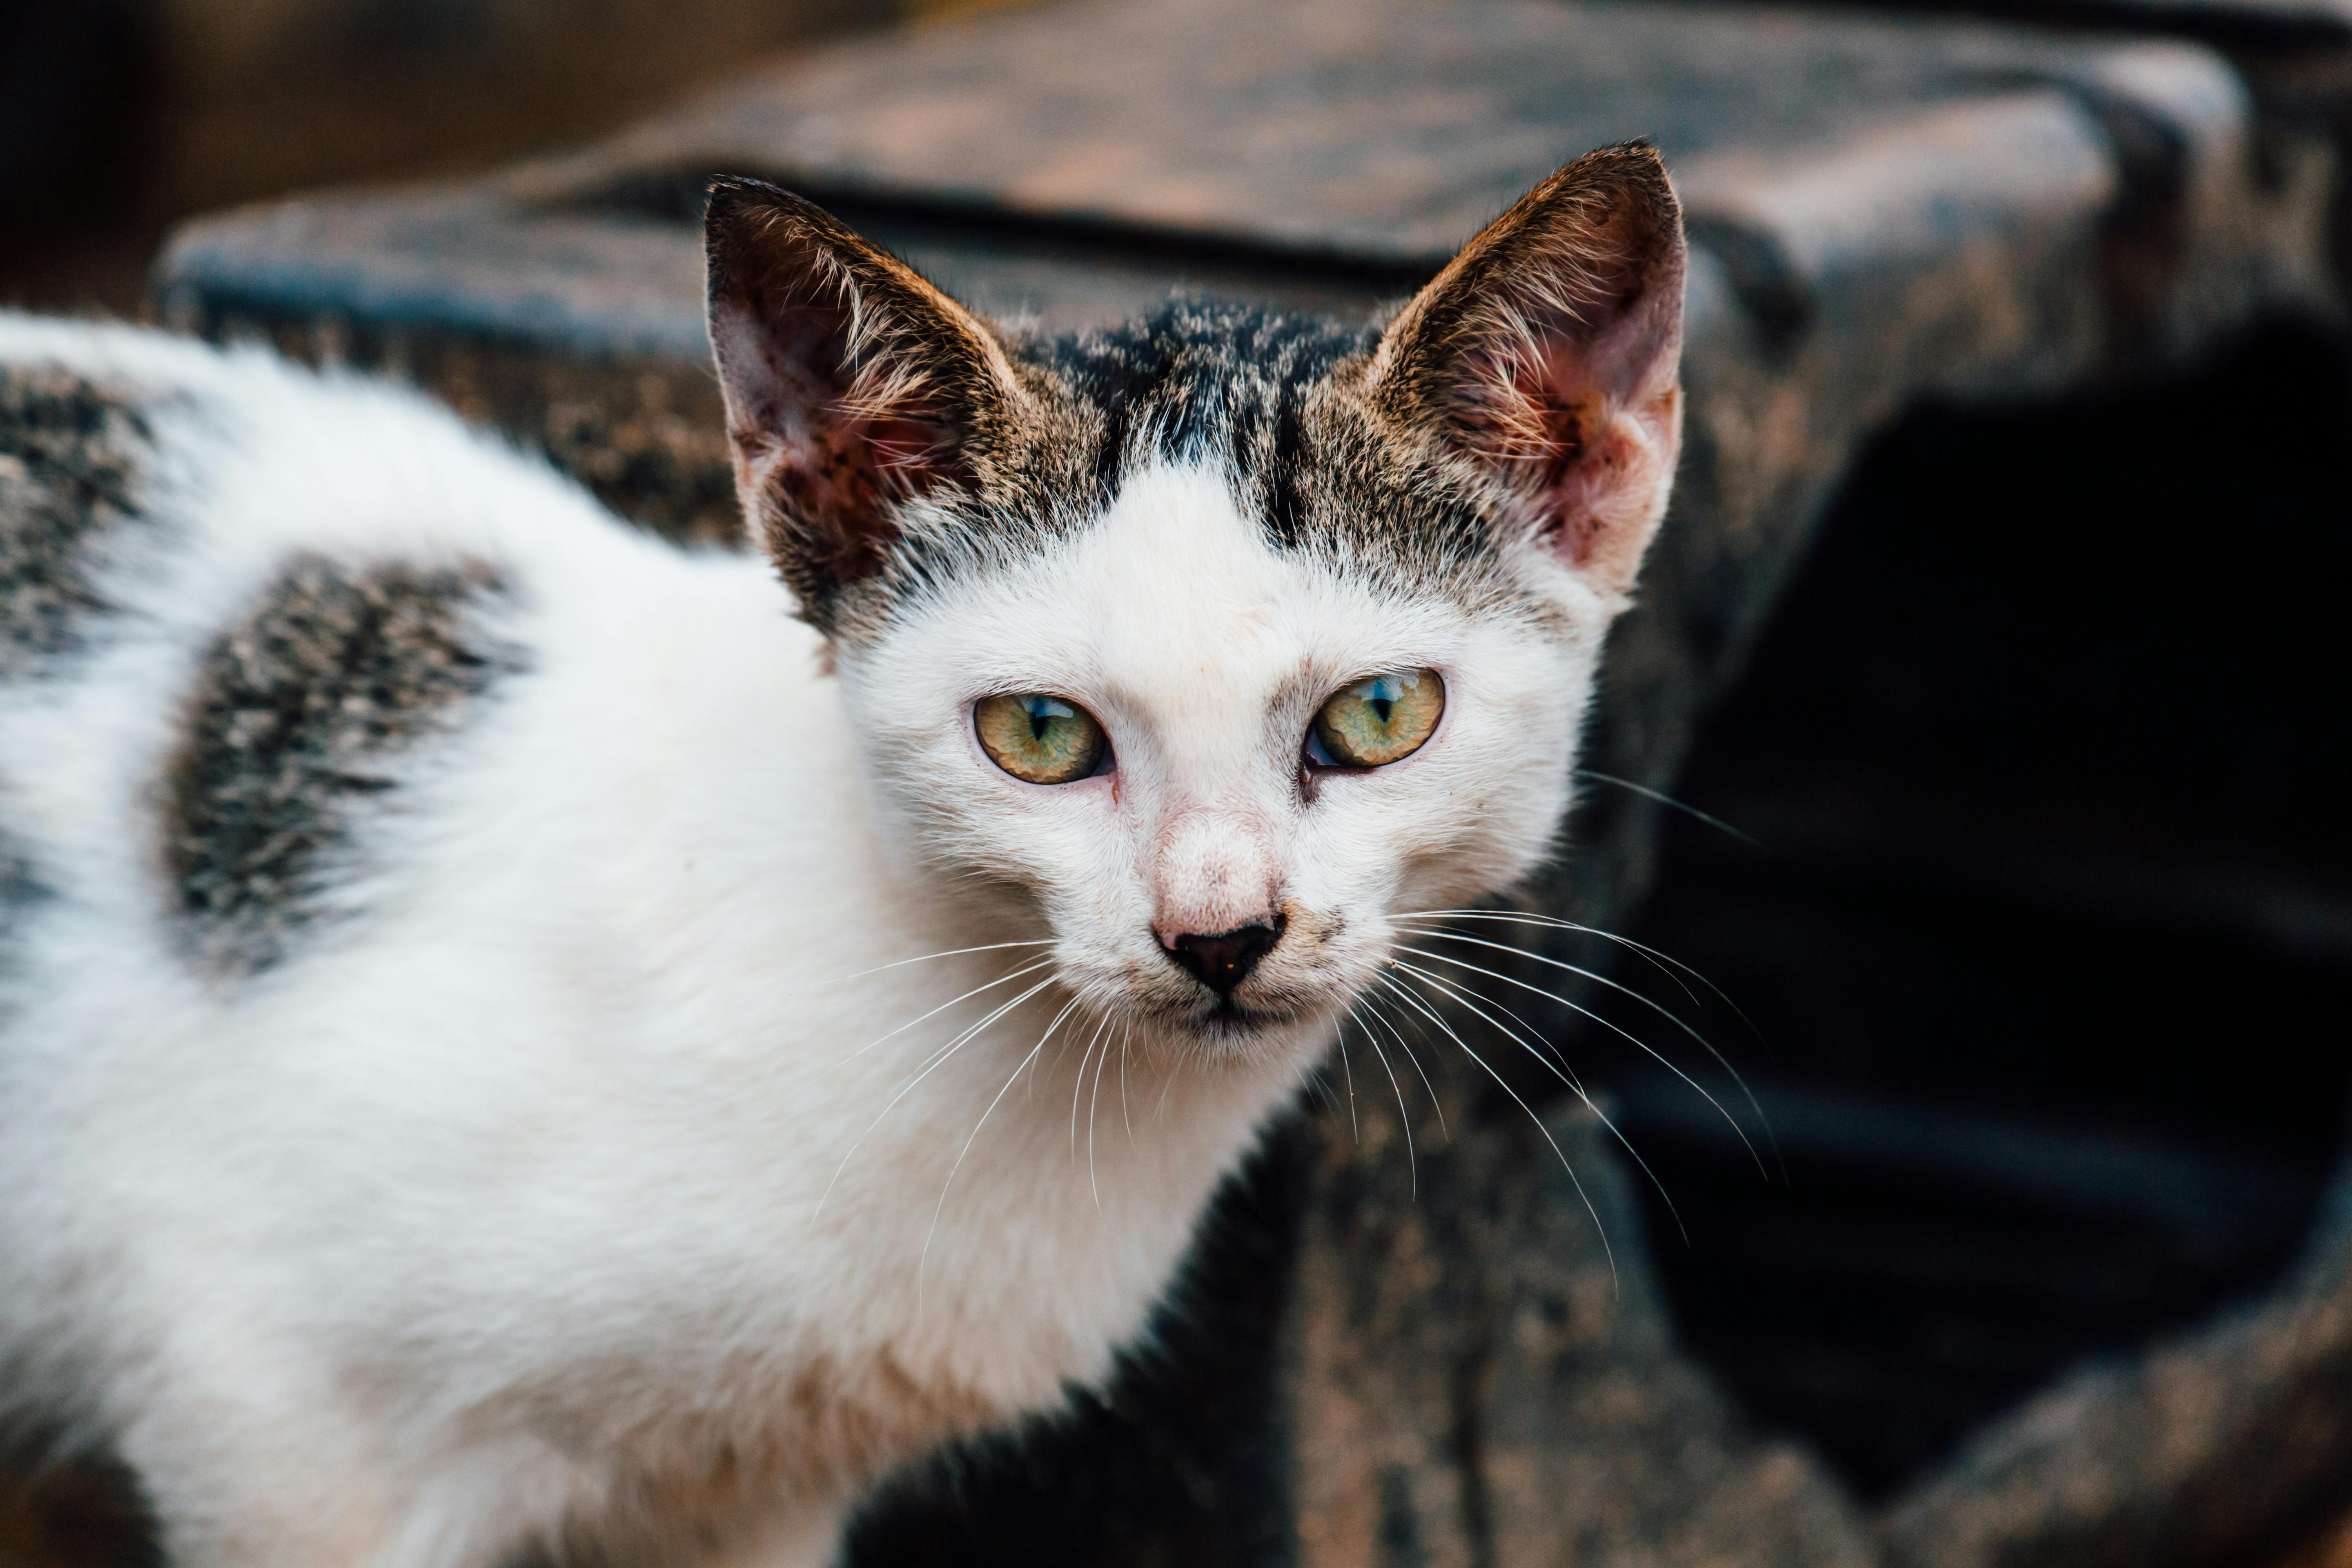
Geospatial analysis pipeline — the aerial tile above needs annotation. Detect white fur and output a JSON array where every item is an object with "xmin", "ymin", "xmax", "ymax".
[{"xmin": 0, "ymin": 317, "xmax": 1630, "ymax": 1566}]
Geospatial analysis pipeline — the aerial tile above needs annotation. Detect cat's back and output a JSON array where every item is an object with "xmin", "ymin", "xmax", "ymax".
[{"xmin": 0, "ymin": 315, "xmax": 817, "ymax": 1025}]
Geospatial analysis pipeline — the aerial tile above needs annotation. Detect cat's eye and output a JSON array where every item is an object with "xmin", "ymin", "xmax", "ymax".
[
  {"xmin": 974, "ymin": 693, "xmax": 1110, "ymax": 785},
  {"xmin": 1310, "ymin": 669, "xmax": 1446, "ymax": 768}
]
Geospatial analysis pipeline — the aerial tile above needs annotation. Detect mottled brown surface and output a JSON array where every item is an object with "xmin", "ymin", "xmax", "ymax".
[
  {"xmin": 1879, "ymin": 1154, "xmax": 2352, "ymax": 1568},
  {"xmin": 2279, "ymin": 1508, "xmax": 2352, "ymax": 1568},
  {"xmin": 1285, "ymin": 1067, "xmax": 1879, "ymax": 1568}
]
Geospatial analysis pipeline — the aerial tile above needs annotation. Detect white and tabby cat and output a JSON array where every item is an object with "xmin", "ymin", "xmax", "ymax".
[{"xmin": 0, "ymin": 145, "xmax": 1684, "ymax": 1566}]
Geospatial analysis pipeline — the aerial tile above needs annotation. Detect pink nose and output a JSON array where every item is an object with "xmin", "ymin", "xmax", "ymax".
[
  {"xmin": 1150, "ymin": 808, "xmax": 1277, "ymax": 943},
  {"xmin": 1160, "ymin": 917, "xmax": 1285, "ymax": 998}
]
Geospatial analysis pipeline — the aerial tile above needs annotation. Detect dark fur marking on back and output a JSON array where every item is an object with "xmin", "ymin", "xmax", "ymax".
[
  {"xmin": 164, "ymin": 554, "xmax": 524, "ymax": 976},
  {"xmin": 0, "ymin": 367, "xmax": 153, "ymax": 677}
]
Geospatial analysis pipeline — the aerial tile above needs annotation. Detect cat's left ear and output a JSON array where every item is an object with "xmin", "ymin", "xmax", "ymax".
[
  {"xmin": 1367, "ymin": 143, "xmax": 1685, "ymax": 600},
  {"xmin": 704, "ymin": 178, "xmax": 1029, "ymax": 631}
]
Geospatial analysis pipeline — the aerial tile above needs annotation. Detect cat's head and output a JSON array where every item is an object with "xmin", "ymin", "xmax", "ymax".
[{"xmin": 705, "ymin": 146, "xmax": 1682, "ymax": 1063}]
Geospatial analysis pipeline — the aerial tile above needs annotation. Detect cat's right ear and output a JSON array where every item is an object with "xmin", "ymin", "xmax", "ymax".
[{"xmin": 704, "ymin": 178, "xmax": 1026, "ymax": 632}]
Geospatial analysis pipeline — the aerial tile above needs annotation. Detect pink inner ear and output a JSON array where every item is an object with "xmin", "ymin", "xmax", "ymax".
[
  {"xmin": 1463, "ymin": 287, "xmax": 1680, "ymax": 581},
  {"xmin": 713, "ymin": 285, "xmax": 965, "ymax": 585}
]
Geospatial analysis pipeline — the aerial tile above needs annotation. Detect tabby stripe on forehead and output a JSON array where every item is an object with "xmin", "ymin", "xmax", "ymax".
[
  {"xmin": 164, "ymin": 553, "xmax": 527, "ymax": 976},
  {"xmin": 0, "ymin": 367, "xmax": 154, "ymax": 678}
]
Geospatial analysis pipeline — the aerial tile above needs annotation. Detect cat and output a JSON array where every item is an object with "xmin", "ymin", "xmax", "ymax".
[{"xmin": 0, "ymin": 143, "xmax": 1684, "ymax": 1566}]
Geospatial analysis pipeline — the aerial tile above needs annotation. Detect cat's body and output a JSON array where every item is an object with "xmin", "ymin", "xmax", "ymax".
[{"xmin": 0, "ymin": 147, "xmax": 1685, "ymax": 1566}]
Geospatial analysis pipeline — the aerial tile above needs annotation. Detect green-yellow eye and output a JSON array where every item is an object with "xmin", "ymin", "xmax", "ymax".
[
  {"xmin": 1311, "ymin": 668, "xmax": 1445, "ymax": 768},
  {"xmin": 974, "ymin": 693, "xmax": 1109, "ymax": 785}
]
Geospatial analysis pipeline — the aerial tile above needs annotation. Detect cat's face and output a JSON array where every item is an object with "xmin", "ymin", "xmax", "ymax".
[{"xmin": 706, "ymin": 147, "xmax": 1684, "ymax": 1060}]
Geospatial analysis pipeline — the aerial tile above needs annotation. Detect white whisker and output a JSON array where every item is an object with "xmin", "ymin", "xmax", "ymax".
[
  {"xmin": 814, "ymin": 974, "xmax": 1056, "ymax": 1226},
  {"xmin": 1573, "ymin": 768, "xmax": 1766, "ymax": 851},
  {"xmin": 835, "ymin": 939, "xmax": 1057, "ymax": 985},
  {"xmin": 847, "ymin": 956, "xmax": 1055, "ymax": 1062},
  {"xmin": 1394, "ymin": 919, "xmax": 1776, "ymax": 1172},
  {"xmin": 1389, "ymin": 957, "xmax": 1685, "ymax": 1244},
  {"xmin": 1118, "ymin": 1020, "xmax": 1135, "ymax": 1147},
  {"xmin": 1336, "ymin": 1019, "xmax": 1360, "ymax": 1145},
  {"xmin": 1087, "ymin": 1005, "xmax": 1115, "ymax": 1212},
  {"xmin": 919, "ymin": 993, "xmax": 1087, "ymax": 1300},
  {"xmin": 1399, "ymin": 908, "xmax": 1769, "ymax": 1056},
  {"xmin": 1372, "ymin": 971, "xmax": 1617, "ymax": 1292},
  {"xmin": 1394, "ymin": 941, "xmax": 1763, "ymax": 1183},
  {"xmin": 1070, "ymin": 1009, "xmax": 1114, "ymax": 1160},
  {"xmin": 1345, "ymin": 999, "xmax": 1417, "ymax": 1199},
  {"xmin": 1361, "ymin": 988, "xmax": 1449, "ymax": 1143}
]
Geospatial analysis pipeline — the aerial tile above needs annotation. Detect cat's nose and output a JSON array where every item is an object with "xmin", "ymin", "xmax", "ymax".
[{"xmin": 1161, "ymin": 918, "xmax": 1285, "ymax": 999}]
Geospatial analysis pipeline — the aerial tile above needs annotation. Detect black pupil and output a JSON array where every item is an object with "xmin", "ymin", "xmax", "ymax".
[
  {"xmin": 1370, "ymin": 696, "xmax": 1392, "ymax": 724},
  {"xmin": 1028, "ymin": 710, "xmax": 1052, "ymax": 742}
]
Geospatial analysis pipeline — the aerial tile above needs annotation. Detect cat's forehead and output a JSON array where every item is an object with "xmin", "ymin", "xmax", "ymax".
[
  {"xmin": 1045, "ymin": 460, "xmax": 1441, "ymax": 690},
  {"xmin": 1035, "ymin": 299, "xmax": 1370, "ymax": 461},
  {"xmin": 1009, "ymin": 301, "xmax": 1514, "ymax": 595},
  {"xmin": 850, "ymin": 302, "xmax": 1538, "ymax": 654},
  {"xmin": 896, "ymin": 457, "xmax": 1494, "ymax": 738}
]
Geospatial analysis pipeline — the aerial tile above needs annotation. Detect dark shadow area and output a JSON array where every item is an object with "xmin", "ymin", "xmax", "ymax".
[
  {"xmin": 841, "ymin": 1114, "xmax": 1310, "ymax": 1568},
  {"xmin": 1589, "ymin": 320, "xmax": 2352, "ymax": 1499}
]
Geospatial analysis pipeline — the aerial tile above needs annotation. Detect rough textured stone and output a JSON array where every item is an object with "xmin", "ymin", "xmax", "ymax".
[
  {"xmin": 1285, "ymin": 1075, "xmax": 1879, "ymax": 1568},
  {"xmin": 1881, "ymin": 1143, "xmax": 2352, "ymax": 1568}
]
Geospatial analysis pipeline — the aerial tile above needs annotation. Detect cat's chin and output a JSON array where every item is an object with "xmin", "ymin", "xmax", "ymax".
[
  {"xmin": 1153, "ymin": 996, "xmax": 1341, "ymax": 1063},
  {"xmin": 1195, "ymin": 999, "xmax": 1289, "ymax": 1041}
]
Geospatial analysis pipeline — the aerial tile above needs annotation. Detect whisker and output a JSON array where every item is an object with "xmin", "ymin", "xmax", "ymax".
[
  {"xmin": 1155, "ymin": 1045, "xmax": 1183, "ymax": 1122},
  {"xmin": 1071, "ymin": 1009, "xmax": 1114, "ymax": 1160},
  {"xmin": 1345, "ymin": 999, "xmax": 1417, "ymax": 1199},
  {"xmin": 920, "ymin": 992, "xmax": 1087, "ymax": 1298},
  {"xmin": 1087, "ymin": 1005, "xmax": 1116, "ymax": 1211},
  {"xmin": 1336, "ymin": 1018, "xmax": 1361, "ymax": 1145},
  {"xmin": 815, "ymin": 974, "xmax": 1057, "ymax": 1225},
  {"xmin": 1396, "ymin": 910, "xmax": 1701, "ymax": 1013},
  {"xmin": 1360, "ymin": 989, "xmax": 1449, "ymax": 1144},
  {"xmin": 1389, "ymin": 958, "xmax": 1685, "ymax": 1244},
  {"xmin": 1390, "ymin": 956, "xmax": 1586, "ymax": 1100},
  {"xmin": 1371, "ymin": 971, "xmax": 1618, "ymax": 1292},
  {"xmin": 1573, "ymin": 768, "xmax": 1766, "ymax": 851},
  {"xmin": 1118, "ymin": 1020, "xmax": 1135, "ymax": 1147},
  {"xmin": 847, "ymin": 956, "xmax": 1055, "ymax": 1062},
  {"xmin": 1394, "ymin": 942, "xmax": 1764, "ymax": 1183},
  {"xmin": 894, "ymin": 969, "xmax": 1054, "ymax": 1087},
  {"xmin": 1399, "ymin": 909, "xmax": 1771, "ymax": 1059},
  {"xmin": 835, "ymin": 939, "xmax": 1057, "ymax": 985},
  {"xmin": 1394, "ymin": 920, "xmax": 1777, "ymax": 1175}
]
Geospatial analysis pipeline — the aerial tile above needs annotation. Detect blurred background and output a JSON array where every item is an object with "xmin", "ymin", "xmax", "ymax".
[
  {"xmin": 4, "ymin": 0, "xmax": 2351, "ymax": 1563},
  {"xmin": 0, "ymin": 0, "xmax": 917, "ymax": 313}
]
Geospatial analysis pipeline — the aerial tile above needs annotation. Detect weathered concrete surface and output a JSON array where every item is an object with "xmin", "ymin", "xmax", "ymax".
[
  {"xmin": 1881, "ymin": 1132, "xmax": 2352, "ymax": 1568},
  {"xmin": 158, "ymin": 0, "xmax": 2343, "ymax": 536},
  {"xmin": 1285, "ymin": 1082, "xmax": 1881, "ymax": 1568},
  {"xmin": 131, "ymin": 0, "xmax": 2352, "ymax": 1564}
]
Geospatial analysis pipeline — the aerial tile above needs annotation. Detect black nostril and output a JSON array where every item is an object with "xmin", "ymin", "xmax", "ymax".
[{"xmin": 1165, "ymin": 919, "xmax": 1285, "ymax": 999}]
